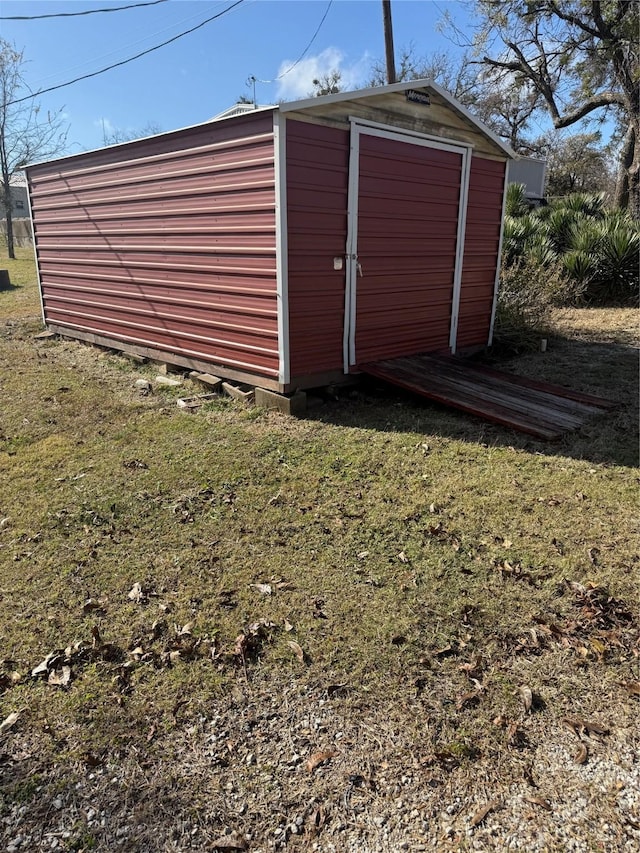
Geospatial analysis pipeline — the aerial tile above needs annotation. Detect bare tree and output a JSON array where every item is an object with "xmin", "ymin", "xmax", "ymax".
[
  {"xmin": 0, "ymin": 40, "xmax": 68, "ymax": 258},
  {"xmin": 310, "ymin": 70, "xmax": 343, "ymax": 97},
  {"xmin": 102, "ymin": 121, "xmax": 162, "ymax": 146},
  {"xmin": 368, "ymin": 45, "xmax": 544, "ymax": 153},
  {"xmin": 540, "ymin": 130, "xmax": 614, "ymax": 198}
]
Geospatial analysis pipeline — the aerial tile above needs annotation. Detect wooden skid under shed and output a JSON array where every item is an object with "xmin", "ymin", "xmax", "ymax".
[{"xmin": 360, "ymin": 354, "xmax": 617, "ymax": 440}]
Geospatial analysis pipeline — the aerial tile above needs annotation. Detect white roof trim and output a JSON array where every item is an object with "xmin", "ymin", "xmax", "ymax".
[{"xmin": 280, "ymin": 78, "xmax": 516, "ymax": 159}]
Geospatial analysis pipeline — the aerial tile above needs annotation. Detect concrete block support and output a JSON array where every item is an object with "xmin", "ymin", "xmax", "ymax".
[{"xmin": 255, "ymin": 387, "xmax": 307, "ymax": 416}]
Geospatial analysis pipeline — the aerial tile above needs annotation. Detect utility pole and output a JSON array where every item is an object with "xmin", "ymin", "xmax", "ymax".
[{"xmin": 382, "ymin": 0, "xmax": 397, "ymax": 84}]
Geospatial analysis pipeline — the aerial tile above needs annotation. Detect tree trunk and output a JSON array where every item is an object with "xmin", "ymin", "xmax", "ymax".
[
  {"xmin": 615, "ymin": 122, "xmax": 638, "ymax": 217},
  {"xmin": 5, "ymin": 207, "xmax": 15, "ymax": 260}
]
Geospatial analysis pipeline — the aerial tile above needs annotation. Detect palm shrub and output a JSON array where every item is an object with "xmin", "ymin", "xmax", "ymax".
[
  {"xmin": 499, "ymin": 192, "xmax": 639, "ymax": 307},
  {"xmin": 505, "ymin": 182, "xmax": 530, "ymax": 217},
  {"xmin": 494, "ymin": 192, "xmax": 639, "ymax": 349}
]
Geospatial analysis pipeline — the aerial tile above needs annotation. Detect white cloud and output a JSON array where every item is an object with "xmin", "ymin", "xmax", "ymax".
[
  {"xmin": 275, "ymin": 47, "xmax": 371, "ymax": 101},
  {"xmin": 94, "ymin": 117, "xmax": 114, "ymax": 135}
]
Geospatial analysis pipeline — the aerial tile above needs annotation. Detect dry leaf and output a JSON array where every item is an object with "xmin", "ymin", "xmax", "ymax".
[
  {"xmin": 519, "ymin": 685, "xmax": 533, "ymax": 713},
  {"xmin": 287, "ymin": 640, "xmax": 305, "ymax": 663},
  {"xmin": 456, "ymin": 690, "xmax": 480, "ymax": 711},
  {"xmin": 562, "ymin": 717, "xmax": 609, "ymax": 737},
  {"xmin": 211, "ymin": 836, "xmax": 248, "ymax": 851},
  {"xmin": 284, "ymin": 619, "xmax": 294, "ymax": 632},
  {"xmin": 470, "ymin": 799, "xmax": 498, "ymax": 828},
  {"xmin": 622, "ymin": 681, "xmax": 640, "ymax": 697},
  {"xmin": 309, "ymin": 806, "xmax": 326, "ymax": 832},
  {"xmin": 574, "ymin": 742, "xmax": 588, "ymax": 764},
  {"xmin": 250, "ymin": 583, "xmax": 272, "ymax": 596},
  {"xmin": 398, "ymin": 551, "xmax": 409, "ymax": 564},
  {"xmin": 128, "ymin": 582, "xmax": 143, "ymax": 603},
  {"xmin": 524, "ymin": 795, "xmax": 552, "ymax": 812},
  {"xmin": 0, "ymin": 710, "xmax": 21, "ymax": 735},
  {"xmin": 48, "ymin": 666, "xmax": 71, "ymax": 687},
  {"xmin": 459, "ymin": 655, "xmax": 483, "ymax": 676},
  {"xmin": 305, "ymin": 749, "xmax": 335, "ymax": 773},
  {"xmin": 276, "ymin": 581, "xmax": 296, "ymax": 591}
]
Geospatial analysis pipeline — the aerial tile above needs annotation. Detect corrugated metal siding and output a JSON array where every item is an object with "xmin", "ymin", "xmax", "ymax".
[
  {"xmin": 355, "ymin": 133, "xmax": 462, "ymax": 364},
  {"xmin": 28, "ymin": 113, "xmax": 280, "ymax": 378},
  {"xmin": 456, "ymin": 156, "xmax": 506, "ymax": 350},
  {"xmin": 286, "ymin": 120, "xmax": 349, "ymax": 377}
]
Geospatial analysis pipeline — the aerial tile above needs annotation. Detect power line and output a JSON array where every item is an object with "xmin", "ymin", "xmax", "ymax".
[
  {"xmin": 250, "ymin": 0, "xmax": 333, "ymax": 86},
  {"xmin": 28, "ymin": 0, "xmax": 235, "ymax": 87},
  {"xmin": 0, "ymin": 0, "xmax": 169, "ymax": 21},
  {"xmin": 275, "ymin": 0, "xmax": 333, "ymax": 80},
  {"xmin": 6, "ymin": 0, "xmax": 246, "ymax": 107}
]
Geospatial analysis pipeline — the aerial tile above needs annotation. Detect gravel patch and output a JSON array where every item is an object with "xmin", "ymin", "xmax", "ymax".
[{"xmin": 1, "ymin": 684, "xmax": 638, "ymax": 852}]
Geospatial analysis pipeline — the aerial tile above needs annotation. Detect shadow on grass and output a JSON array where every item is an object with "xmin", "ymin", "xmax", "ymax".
[{"xmin": 307, "ymin": 335, "xmax": 639, "ymax": 469}]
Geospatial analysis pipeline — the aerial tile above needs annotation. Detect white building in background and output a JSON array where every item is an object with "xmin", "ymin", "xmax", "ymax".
[
  {"xmin": 507, "ymin": 156, "xmax": 547, "ymax": 203},
  {"xmin": 2, "ymin": 173, "xmax": 29, "ymax": 218}
]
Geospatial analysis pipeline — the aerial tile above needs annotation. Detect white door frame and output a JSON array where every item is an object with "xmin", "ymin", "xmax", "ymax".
[{"xmin": 343, "ymin": 119, "xmax": 472, "ymax": 372}]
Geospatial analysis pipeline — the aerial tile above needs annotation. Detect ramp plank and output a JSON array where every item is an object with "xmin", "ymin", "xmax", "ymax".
[{"xmin": 361, "ymin": 355, "xmax": 615, "ymax": 440}]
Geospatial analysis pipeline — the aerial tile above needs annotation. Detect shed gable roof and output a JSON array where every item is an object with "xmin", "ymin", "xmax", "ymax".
[{"xmin": 280, "ymin": 79, "xmax": 515, "ymax": 159}]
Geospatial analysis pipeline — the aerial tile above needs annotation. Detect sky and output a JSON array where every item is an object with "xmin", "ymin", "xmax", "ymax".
[{"xmin": 0, "ymin": 0, "xmax": 475, "ymax": 155}]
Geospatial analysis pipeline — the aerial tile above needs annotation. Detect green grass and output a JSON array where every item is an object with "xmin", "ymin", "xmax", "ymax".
[{"xmin": 0, "ymin": 250, "xmax": 638, "ymax": 849}]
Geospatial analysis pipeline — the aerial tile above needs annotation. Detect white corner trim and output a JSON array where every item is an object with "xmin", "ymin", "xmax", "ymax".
[
  {"xmin": 25, "ymin": 176, "xmax": 46, "ymax": 326},
  {"xmin": 344, "ymin": 121, "xmax": 361, "ymax": 371},
  {"xmin": 273, "ymin": 112, "xmax": 290, "ymax": 385},
  {"xmin": 449, "ymin": 149, "xmax": 472, "ymax": 354},
  {"xmin": 488, "ymin": 164, "xmax": 510, "ymax": 346}
]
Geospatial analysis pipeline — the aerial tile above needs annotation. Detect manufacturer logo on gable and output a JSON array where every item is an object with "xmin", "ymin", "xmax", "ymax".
[{"xmin": 405, "ymin": 89, "xmax": 431, "ymax": 106}]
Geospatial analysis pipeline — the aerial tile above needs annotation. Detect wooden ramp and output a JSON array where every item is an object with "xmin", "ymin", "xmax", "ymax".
[{"xmin": 360, "ymin": 354, "xmax": 617, "ymax": 440}]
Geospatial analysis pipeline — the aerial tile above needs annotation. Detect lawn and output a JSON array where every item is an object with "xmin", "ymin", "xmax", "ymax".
[{"xmin": 0, "ymin": 249, "xmax": 638, "ymax": 852}]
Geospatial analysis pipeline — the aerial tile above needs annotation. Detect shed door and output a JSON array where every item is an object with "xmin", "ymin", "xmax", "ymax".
[{"xmin": 345, "ymin": 126, "xmax": 469, "ymax": 367}]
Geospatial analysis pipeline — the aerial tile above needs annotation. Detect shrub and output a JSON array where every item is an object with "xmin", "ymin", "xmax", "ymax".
[
  {"xmin": 493, "ymin": 256, "xmax": 569, "ymax": 353},
  {"xmin": 500, "ymin": 193, "xmax": 639, "ymax": 308}
]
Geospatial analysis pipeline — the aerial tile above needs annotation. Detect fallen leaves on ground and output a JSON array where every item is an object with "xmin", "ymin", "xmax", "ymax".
[
  {"xmin": 287, "ymin": 640, "xmax": 305, "ymax": 663},
  {"xmin": 211, "ymin": 835, "xmax": 248, "ymax": 850},
  {"xmin": 562, "ymin": 717, "xmax": 610, "ymax": 738},
  {"xmin": 470, "ymin": 798, "xmax": 499, "ymax": 827},
  {"xmin": 524, "ymin": 795, "xmax": 552, "ymax": 812},
  {"xmin": 305, "ymin": 750, "xmax": 336, "ymax": 773},
  {"xmin": 0, "ymin": 710, "xmax": 22, "ymax": 735},
  {"xmin": 519, "ymin": 685, "xmax": 533, "ymax": 713},
  {"xmin": 250, "ymin": 583, "xmax": 272, "ymax": 596},
  {"xmin": 574, "ymin": 742, "xmax": 589, "ymax": 764}
]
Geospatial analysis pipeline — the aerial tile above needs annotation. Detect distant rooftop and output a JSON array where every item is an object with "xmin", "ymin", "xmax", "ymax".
[{"xmin": 211, "ymin": 102, "xmax": 272, "ymax": 120}]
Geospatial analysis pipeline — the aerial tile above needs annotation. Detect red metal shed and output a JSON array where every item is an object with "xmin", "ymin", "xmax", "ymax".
[{"xmin": 25, "ymin": 80, "xmax": 513, "ymax": 393}]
